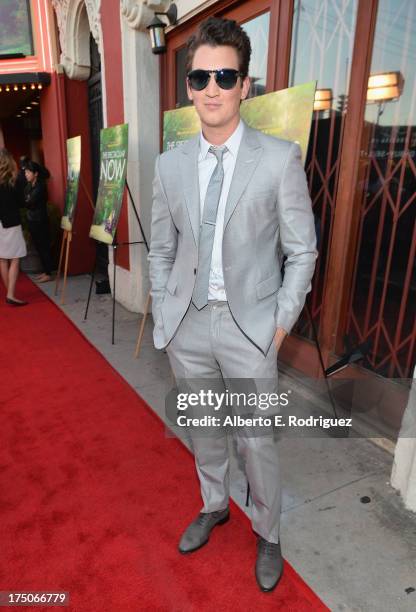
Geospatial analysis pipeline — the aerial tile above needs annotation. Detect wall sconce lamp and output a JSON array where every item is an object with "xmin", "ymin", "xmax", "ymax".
[
  {"xmin": 367, "ymin": 71, "xmax": 404, "ymax": 103},
  {"xmin": 314, "ymin": 88, "xmax": 333, "ymax": 112},
  {"xmin": 147, "ymin": 3, "xmax": 177, "ymax": 54}
]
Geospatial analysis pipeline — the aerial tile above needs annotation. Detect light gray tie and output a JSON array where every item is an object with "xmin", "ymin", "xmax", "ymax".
[{"xmin": 192, "ymin": 145, "xmax": 227, "ymax": 310}]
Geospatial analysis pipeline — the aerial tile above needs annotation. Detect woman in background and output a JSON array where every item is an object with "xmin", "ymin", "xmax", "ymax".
[
  {"xmin": 0, "ymin": 149, "xmax": 28, "ymax": 306},
  {"xmin": 24, "ymin": 161, "xmax": 53, "ymax": 282}
]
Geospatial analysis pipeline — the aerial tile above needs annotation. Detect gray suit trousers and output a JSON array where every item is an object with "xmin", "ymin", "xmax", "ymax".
[{"xmin": 166, "ymin": 300, "xmax": 281, "ymax": 544}]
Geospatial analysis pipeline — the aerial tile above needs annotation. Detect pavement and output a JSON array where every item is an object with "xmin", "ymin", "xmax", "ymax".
[{"xmin": 35, "ymin": 274, "xmax": 416, "ymax": 612}]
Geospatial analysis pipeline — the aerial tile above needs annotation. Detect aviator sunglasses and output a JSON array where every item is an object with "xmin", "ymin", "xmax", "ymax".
[{"xmin": 187, "ymin": 68, "xmax": 244, "ymax": 91}]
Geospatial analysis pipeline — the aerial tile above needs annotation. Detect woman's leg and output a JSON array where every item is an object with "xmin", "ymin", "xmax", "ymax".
[
  {"xmin": 0, "ymin": 258, "xmax": 9, "ymax": 289},
  {"xmin": 7, "ymin": 258, "xmax": 20, "ymax": 300}
]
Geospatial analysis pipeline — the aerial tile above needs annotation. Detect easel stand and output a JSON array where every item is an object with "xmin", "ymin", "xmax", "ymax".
[
  {"xmin": 80, "ymin": 177, "xmax": 96, "ymax": 212},
  {"xmin": 55, "ymin": 230, "xmax": 72, "ymax": 305},
  {"xmin": 83, "ymin": 238, "xmax": 143, "ymax": 345},
  {"xmin": 124, "ymin": 181, "xmax": 152, "ymax": 359},
  {"xmin": 55, "ymin": 177, "xmax": 95, "ymax": 305},
  {"xmin": 84, "ymin": 180, "xmax": 150, "ymax": 347},
  {"xmin": 134, "ymin": 291, "xmax": 151, "ymax": 358}
]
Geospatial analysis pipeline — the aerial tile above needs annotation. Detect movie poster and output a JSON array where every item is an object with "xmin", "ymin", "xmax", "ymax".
[
  {"xmin": 89, "ymin": 124, "xmax": 128, "ymax": 245},
  {"xmin": 162, "ymin": 81, "xmax": 316, "ymax": 162},
  {"xmin": 0, "ymin": 0, "xmax": 33, "ymax": 56},
  {"xmin": 61, "ymin": 136, "xmax": 81, "ymax": 232}
]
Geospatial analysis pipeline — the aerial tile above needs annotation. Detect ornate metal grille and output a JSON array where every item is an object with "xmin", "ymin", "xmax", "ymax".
[
  {"xmin": 288, "ymin": 0, "xmax": 358, "ymax": 340},
  {"xmin": 345, "ymin": 0, "xmax": 416, "ymax": 378}
]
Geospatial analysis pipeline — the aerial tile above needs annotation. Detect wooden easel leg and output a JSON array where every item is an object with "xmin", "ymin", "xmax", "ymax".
[
  {"xmin": 55, "ymin": 230, "xmax": 67, "ymax": 296},
  {"xmin": 134, "ymin": 290, "xmax": 151, "ymax": 358},
  {"xmin": 61, "ymin": 231, "xmax": 72, "ymax": 305},
  {"xmin": 80, "ymin": 177, "xmax": 96, "ymax": 212}
]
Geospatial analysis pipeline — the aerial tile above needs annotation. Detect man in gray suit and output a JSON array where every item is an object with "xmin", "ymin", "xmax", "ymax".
[{"xmin": 148, "ymin": 17, "xmax": 317, "ymax": 592}]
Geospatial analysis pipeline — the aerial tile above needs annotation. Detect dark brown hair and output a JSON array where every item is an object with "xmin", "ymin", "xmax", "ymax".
[{"xmin": 185, "ymin": 17, "xmax": 251, "ymax": 78}]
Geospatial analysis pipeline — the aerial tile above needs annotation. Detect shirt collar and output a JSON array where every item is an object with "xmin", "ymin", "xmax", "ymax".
[{"xmin": 199, "ymin": 118, "xmax": 244, "ymax": 161}]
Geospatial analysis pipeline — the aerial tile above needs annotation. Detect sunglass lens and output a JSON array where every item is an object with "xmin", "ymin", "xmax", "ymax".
[
  {"xmin": 216, "ymin": 69, "xmax": 239, "ymax": 89},
  {"xmin": 188, "ymin": 70, "xmax": 209, "ymax": 90}
]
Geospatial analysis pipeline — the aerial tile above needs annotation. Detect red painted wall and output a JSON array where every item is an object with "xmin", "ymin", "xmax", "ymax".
[
  {"xmin": 40, "ymin": 74, "xmax": 96, "ymax": 275},
  {"xmin": 100, "ymin": 0, "xmax": 129, "ymax": 270},
  {"xmin": 63, "ymin": 77, "xmax": 96, "ymax": 275},
  {"xmin": 40, "ymin": 73, "xmax": 67, "ymax": 212}
]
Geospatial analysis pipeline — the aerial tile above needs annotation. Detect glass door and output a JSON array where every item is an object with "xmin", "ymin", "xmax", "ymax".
[
  {"xmin": 344, "ymin": 0, "xmax": 416, "ymax": 378},
  {"xmin": 288, "ymin": 0, "xmax": 359, "ymax": 341}
]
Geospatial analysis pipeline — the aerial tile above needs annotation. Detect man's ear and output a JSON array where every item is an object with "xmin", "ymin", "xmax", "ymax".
[
  {"xmin": 240, "ymin": 75, "xmax": 251, "ymax": 101},
  {"xmin": 186, "ymin": 78, "xmax": 194, "ymax": 102}
]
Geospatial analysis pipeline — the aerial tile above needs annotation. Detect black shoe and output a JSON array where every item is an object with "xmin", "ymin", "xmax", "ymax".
[
  {"xmin": 255, "ymin": 537, "xmax": 284, "ymax": 592},
  {"xmin": 178, "ymin": 508, "xmax": 230, "ymax": 554},
  {"xmin": 6, "ymin": 297, "xmax": 28, "ymax": 307}
]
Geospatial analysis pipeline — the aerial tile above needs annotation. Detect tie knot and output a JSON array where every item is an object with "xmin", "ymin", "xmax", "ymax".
[{"xmin": 209, "ymin": 145, "xmax": 227, "ymax": 162}]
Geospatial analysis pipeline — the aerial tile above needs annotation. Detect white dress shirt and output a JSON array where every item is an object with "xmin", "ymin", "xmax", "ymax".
[{"xmin": 198, "ymin": 118, "xmax": 244, "ymax": 301}]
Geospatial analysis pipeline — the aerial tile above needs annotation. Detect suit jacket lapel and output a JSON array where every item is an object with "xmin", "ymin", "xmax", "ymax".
[
  {"xmin": 179, "ymin": 134, "xmax": 200, "ymax": 246},
  {"xmin": 224, "ymin": 122, "xmax": 263, "ymax": 230}
]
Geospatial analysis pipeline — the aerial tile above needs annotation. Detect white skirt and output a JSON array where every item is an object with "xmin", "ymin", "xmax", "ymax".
[{"xmin": 0, "ymin": 220, "xmax": 27, "ymax": 259}]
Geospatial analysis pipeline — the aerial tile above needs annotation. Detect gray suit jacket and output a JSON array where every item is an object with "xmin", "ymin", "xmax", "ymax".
[{"xmin": 148, "ymin": 119, "xmax": 318, "ymax": 354}]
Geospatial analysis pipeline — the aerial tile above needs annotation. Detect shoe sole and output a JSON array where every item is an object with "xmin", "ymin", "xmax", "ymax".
[{"xmin": 178, "ymin": 513, "xmax": 230, "ymax": 554}]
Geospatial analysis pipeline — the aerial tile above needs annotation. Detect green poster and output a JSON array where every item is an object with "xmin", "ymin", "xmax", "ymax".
[
  {"xmin": 89, "ymin": 124, "xmax": 129, "ymax": 245},
  {"xmin": 163, "ymin": 81, "xmax": 316, "ymax": 163},
  {"xmin": 61, "ymin": 136, "xmax": 81, "ymax": 232}
]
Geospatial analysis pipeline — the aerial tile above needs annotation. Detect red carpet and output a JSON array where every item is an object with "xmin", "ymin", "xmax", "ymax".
[{"xmin": 0, "ymin": 275, "xmax": 328, "ymax": 611}]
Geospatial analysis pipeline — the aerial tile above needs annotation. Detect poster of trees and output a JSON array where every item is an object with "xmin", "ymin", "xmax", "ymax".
[
  {"xmin": 61, "ymin": 136, "xmax": 81, "ymax": 232},
  {"xmin": 162, "ymin": 81, "xmax": 317, "ymax": 163},
  {"xmin": 89, "ymin": 124, "xmax": 128, "ymax": 245},
  {"xmin": 0, "ymin": 0, "xmax": 33, "ymax": 56}
]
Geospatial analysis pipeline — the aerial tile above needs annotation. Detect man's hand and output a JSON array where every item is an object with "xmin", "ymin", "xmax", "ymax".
[{"xmin": 274, "ymin": 327, "xmax": 288, "ymax": 353}]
